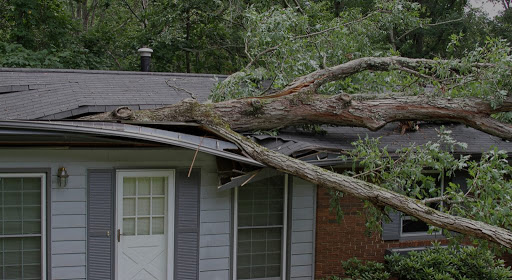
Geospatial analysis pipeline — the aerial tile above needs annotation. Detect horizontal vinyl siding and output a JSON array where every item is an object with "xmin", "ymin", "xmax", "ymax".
[
  {"xmin": 50, "ymin": 165, "xmax": 86, "ymax": 279},
  {"xmin": 0, "ymin": 149, "xmax": 219, "ymax": 280},
  {"xmin": 290, "ymin": 178, "xmax": 316, "ymax": 280},
  {"xmin": 199, "ymin": 171, "xmax": 231, "ymax": 280}
]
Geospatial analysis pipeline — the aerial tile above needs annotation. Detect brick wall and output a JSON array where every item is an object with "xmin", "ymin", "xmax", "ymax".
[{"xmin": 314, "ymin": 186, "xmax": 450, "ymax": 278}]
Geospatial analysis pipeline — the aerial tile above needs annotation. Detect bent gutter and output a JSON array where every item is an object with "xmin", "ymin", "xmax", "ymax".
[{"xmin": 0, "ymin": 120, "xmax": 263, "ymax": 167}]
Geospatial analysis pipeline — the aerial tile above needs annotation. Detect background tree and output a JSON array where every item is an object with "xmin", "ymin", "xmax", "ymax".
[{"xmin": 1, "ymin": 0, "xmax": 510, "ymax": 71}]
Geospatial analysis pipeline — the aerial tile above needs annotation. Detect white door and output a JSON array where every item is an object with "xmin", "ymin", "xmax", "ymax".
[{"xmin": 116, "ymin": 170, "xmax": 175, "ymax": 280}]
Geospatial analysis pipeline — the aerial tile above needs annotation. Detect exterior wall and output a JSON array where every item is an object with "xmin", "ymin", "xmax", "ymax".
[
  {"xmin": 0, "ymin": 148, "xmax": 319, "ymax": 280},
  {"xmin": 314, "ymin": 186, "xmax": 449, "ymax": 278},
  {"xmin": 289, "ymin": 177, "xmax": 316, "ymax": 280},
  {"xmin": 0, "ymin": 148, "xmax": 224, "ymax": 280},
  {"xmin": 199, "ymin": 171, "xmax": 231, "ymax": 279}
]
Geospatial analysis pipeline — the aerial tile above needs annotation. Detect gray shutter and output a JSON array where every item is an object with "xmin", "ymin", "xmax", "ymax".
[
  {"xmin": 87, "ymin": 169, "xmax": 115, "ymax": 280},
  {"xmin": 174, "ymin": 168, "xmax": 201, "ymax": 279},
  {"xmin": 382, "ymin": 211, "xmax": 401, "ymax": 241}
]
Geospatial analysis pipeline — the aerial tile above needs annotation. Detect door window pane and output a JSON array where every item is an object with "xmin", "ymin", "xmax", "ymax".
[
  {"xmin": 122, "ymin": 176, "xmax": 167, "ymax": 236},
  {"xmin": 151, "ymin": 178, "xmax": 165, "ymax": 195},
  {"xmin": 123, "ymin": 218, "xmax": 135, "ymax": 236},
  {"xmin": 137, "ymin": 198, "xmax": 150, "ymax": 216},
  {"xmin": 152, "ymin": 217, "xmax": 164, "ymax": 235},
  {"xmin": 137, "ymin": 217, "xmax": 150, "ymax": 235},
  {"xmin": 123, "ymin": 178, "xmax": 136, "ymax": 196},
  {"xmin": 137, "ymin": 178, "xmax": 151, "ymax": 195},
  {"xmin": 152, "ymin": 198, "xmax": 165, "ymax": 215},
  {"xmin": 123, "ymin": 198, "xmax": 136, "ymax": 216}
]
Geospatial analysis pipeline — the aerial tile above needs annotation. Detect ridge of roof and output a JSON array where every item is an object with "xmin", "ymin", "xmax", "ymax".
[{"xmin": 0, "ymin": 67, "xmax": 229, "ymax": 78}]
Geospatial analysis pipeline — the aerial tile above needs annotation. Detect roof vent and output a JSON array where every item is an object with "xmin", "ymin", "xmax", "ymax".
[{"xmin": 137, "ymin": 47, "xmax": 153, "ymax": 72}]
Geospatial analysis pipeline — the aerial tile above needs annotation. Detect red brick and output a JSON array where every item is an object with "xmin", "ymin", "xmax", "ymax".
[{"xmin": 314, "ymin": 186, "xmax": 449, "ymax": 278}]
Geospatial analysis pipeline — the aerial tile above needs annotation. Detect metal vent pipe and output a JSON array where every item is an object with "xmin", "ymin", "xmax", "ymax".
[{"xmin": 137, "ymin": 47, "xmax": 153, "ymax": 72}]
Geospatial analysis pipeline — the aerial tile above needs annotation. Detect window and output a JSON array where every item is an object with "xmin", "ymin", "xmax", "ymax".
[
  {"xmin": 0, "ymin": 174, "xmax": 46, "ymax": 280},
  {"xmin": 234, "ymin": 175, "xmax": 287, "ymax": 280},
  {"xmin": 121, "ymin": 176, "xmax": 167, "ymax": 236},
  {"xmin": 400, "ymin": 173, "xmax": 443, "ymax": 237}
]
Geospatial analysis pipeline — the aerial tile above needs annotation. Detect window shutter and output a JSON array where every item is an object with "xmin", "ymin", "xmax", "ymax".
[
  {"xmin": 381, "ymin": 211, "xmax": 401, "ymax": 241},
  {"xmin": 174, "ymin": 168, "xmax": 200, "ymax": 279},
  {"xmin": 87, "ymin": 169, "xmax": 115, "ymax": 279}
]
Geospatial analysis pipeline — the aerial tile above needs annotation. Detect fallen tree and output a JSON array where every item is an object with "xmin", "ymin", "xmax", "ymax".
[{"xmin": 84, "ymin": 56, "xmax": 512, "ymax": 248}]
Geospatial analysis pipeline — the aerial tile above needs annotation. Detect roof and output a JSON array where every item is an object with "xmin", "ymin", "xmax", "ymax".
[
  {"xmin": 0, "ymin": 68, "xmax": 509, "ymax": 165},
  {"xmin": 252, "ymin": 123, "xmax": 512, "ymax": 163},
  {"xmin": 0, "ymin": 68, "xmax": 224, "ymax": 120}
]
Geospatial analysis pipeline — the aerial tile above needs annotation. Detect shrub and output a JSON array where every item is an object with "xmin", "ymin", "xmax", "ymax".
[
  {"xmin": 341, "ymin": 258, "xmax": 391, "ymax": 280},
  {"xmin": 322, "ymin": 246, "xmax": 512, "ymax": 280},
  {"xmin": 385, "ymin": 246, "xmax": 512, "ymax": 280}
]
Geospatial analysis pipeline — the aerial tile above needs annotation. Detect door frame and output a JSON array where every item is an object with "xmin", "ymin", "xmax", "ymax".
[{"xmin": 115, "ymin": 169, "xmax": 175, "ymax": 280}]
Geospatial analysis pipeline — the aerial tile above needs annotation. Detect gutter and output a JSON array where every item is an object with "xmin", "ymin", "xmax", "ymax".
[{"xmin": 0, "ymin": 120, "xmax": 264, "ymax": 167}]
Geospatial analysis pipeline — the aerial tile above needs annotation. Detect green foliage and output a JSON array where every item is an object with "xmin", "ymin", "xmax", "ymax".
[
  {"xmin": 338, "ymin": 128, "xmax": 512, "ymax": 244},
  {"xmin": 0, "ymin": 0, "xmax": 509, "ymax": 79},
  {"xmin": 447, "ymin": 148, "xmax": 512, "ymax": 244},
  {"xmin": 429, "ymin": 37, "xmax": 512, "ymax": 107},
  {"xmin": 341, "ymin": 258, "xmax": 390, "ymax": 280},
  {"xmin": 0, "ymin": 42, "xmax": 63, "ymax": 68},
  {"xmin": 211, "ymin": 0, "xmax": 426, "ymax": 101},
  {"xmin": 328, "ymin": 188, "xmax": 344, "ymax": 223},
  {"xmin": 211, "ymin": 1, "xmax": 512, "ymax": 104},
  {"xmin": 324, "ymin": 246, "xmax": 511, "ymax": 280},
  {"xmin": 385, "ymin": 245, "xmax": 512, "ymax": 280}
]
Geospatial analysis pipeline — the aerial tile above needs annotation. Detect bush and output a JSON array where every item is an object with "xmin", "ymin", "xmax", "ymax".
[
  {"xmin": 341, "ymin": 258, "xmax": 391, "ymax": 280},
  {"xmin": 322, "ymin": 246, "xmax": 512, "ymax": 280},
  {"xmin": 385, "ymin": 246, "xmax": 512, "ymax": 280}
]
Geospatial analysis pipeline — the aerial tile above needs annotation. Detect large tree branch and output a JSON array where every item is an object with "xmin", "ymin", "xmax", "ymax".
[
  {"xmin": 277, "ymin": 56, "xmax": 493, "ymax": 96},
  {"xmin": 84, "ymin": 93, "xmax": 512, "ymax": 140},
  {"xmin": 205, "ymin": 124, "xmax": 512, "ymax": 249},
  {"xmin": 83, "ymin": 103, "xmax": 512, "ymax": 248}
]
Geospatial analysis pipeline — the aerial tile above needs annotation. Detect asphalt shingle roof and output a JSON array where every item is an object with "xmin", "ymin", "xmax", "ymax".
[
  {"xmin": 1, "ymin": 68, "xmax": 509, "ymax": 158},
  {"xmin": 0, "ymin": 68, "xmax": 223, "ymax": 120},
  {"xmin": 252, "ymin": 123, "xmax": 512, "ymax": 156}
]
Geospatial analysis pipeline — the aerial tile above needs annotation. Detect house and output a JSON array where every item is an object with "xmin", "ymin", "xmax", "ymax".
[{"xmin": 0, "ymin": 67, "xmax": 510, "ymax": 280}]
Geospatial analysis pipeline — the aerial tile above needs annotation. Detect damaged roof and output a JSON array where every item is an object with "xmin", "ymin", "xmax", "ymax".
[
  {"xmin": 0, "ymin": 68, "xmax": 224, "ymax": 120},
  {"xmin": 0, "ymin": 120, "xmax": 263, "ymax": 166},
  {"xmin": 0, "ymin": 68, "xmax": 509, "ymax": 165},
  {"xmin": 250, "ymin": 123, "xmax": 512, "ymax": 160}
]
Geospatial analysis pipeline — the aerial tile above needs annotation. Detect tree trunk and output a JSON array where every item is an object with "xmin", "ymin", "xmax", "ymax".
[
  {"xmin": 81, "ymin": 0, "xmax": 88, "ymax": 31},
  {"xmin": 185, "ymin": 9, "xmax": 191, "ymax": 73},
  {"xmin": 208, "ymin": 124, "xmax": 512, "ymax": 249}
]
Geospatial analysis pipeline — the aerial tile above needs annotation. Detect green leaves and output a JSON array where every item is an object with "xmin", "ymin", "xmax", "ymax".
[
  {"xmin": 338, "ymin": 127, "xmax": 512, "ymax": 250},
  {"xmin": 385, "ymin": 246, "xmax": 512, "ymax": 280},
  {"xmin": 211, "ymin": 1, "xmax": 428, "ymax": 100},
  {"xmin": 328, "ymin": 246, "xmax": 512, "ymax": 279}
]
